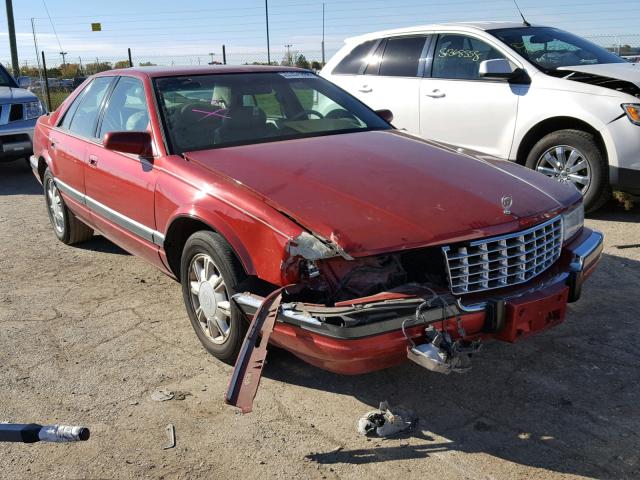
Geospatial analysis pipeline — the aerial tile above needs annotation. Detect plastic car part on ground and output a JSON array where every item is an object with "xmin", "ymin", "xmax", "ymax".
[{"xmin": 357, "ymin": 401, "xmax": 417, "ymax": 437}]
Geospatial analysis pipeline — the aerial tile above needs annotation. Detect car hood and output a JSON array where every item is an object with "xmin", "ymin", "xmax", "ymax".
[
  {"xmin": 557, "ymin": 63, "xmax": 640, "ymax": 94},
  {"xmin": 0, "ymin": 86, "xmax": 38, "ymax": 104},
  {"xmin": 185, "ymin": 131, "xmax": 579, "ymax": 256}
]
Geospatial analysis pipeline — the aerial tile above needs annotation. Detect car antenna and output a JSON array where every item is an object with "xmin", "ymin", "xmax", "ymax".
[{"xmin": 512, "ymin": 0, "xmax": 531, "ymax": 27}]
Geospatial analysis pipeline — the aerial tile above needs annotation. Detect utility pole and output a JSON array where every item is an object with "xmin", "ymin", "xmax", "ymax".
[
  {"xmin": 78, "ymin": 56, "xmax": 83, "ymax": 74},
  {"xmin": 265, "ymin": 0, "xmax": 271, "ymax": 64},
  {"xmin": 60, "ymin": 51, "xmax": 68, "ymax": 66},
  {"xmin": 5, "ymin": 0, "xmax": 20, "ymax": 76},
  {"xmin": 285, "ymin": 44, "xmax": 293, "ymax": 66},
  {"xmin": 31, "ymin": 17, "xmax": 42, "ymax": 77},
  {"xmin": 321, "ymin": 3, "xmax": 325, "ymax": 66}
]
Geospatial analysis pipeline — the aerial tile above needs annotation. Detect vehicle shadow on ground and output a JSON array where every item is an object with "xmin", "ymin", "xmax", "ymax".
[
  {"xmin": 76, "ymin": 235, "xmax": 130, "ymax": 255},
  {"xmin": 264, "ymin": 251, "xmax": 640, "ymax": 479},
  {"xmin": 589, "ymin": 197, "xmax": 640, "ymax": 224},
  {"xmin": 0, "ymin": 160, "xmax": 42, "ymax": 196}
]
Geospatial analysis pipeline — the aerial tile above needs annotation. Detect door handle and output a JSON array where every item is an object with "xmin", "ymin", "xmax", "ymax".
[
  {"xmin": 88, "ymin": 154, "xmax": 99, "ymax": 167},
  {"xmin": 425, "ymin": 89, "xmax": 446, "ymax": 98},
  {"xmin": 358, "ymin": 85, "xmax": 373, "ymax": 93}
]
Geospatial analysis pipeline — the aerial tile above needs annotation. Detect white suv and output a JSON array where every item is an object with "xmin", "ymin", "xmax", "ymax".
[{"xmin": 321, "ymin": 22, "xmax": 640, "ymax": 212}]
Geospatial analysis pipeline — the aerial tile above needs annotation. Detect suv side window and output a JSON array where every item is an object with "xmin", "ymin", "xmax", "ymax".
[
  {"xmin": 432, "ymin": 34, "xmax": 508, "ymax": 80},
  {"xmin": 98, "ymin": 77, "xmax": 149, "ymax": 140},
  {"xmin": 378, "ymin": 36, "xmax": 427, "ymax": 77},
  {"xmin": 332, "ymin": 39, "xmax": 377, "ymax": 74},
  {"xmin": 68, "ymin": 77, "xmax": 113, "ymax": 138}
]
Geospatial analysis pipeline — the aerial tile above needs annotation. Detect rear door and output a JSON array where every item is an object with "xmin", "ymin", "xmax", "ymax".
[
  {"xmin": 84, "ymin": 75, "xmax": 162, "ymax": 266},
  {"xmin": 419, "ymin": 32, "xmax": 523, "ymax": 158},
  {"xmin": 349, "ymin": 35, "xmax": 430, "ymax": 134},
  {"xmin": 50, "ymin": 76, "xmax": 114, "ymax": 223}
]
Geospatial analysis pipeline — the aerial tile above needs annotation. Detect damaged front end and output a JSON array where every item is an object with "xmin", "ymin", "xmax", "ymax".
[{"xmin": 225, "ymin": 226, "xmax": 604, "ymax": 413}]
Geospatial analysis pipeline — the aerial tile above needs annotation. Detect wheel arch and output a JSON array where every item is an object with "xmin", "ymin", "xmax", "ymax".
[
  {"xmin": 162, "ymin": 214, "xmax": 255, "ymax": 282},
  {"xmin": 515, "ymin": 116, "xmax": 608, "ymax": 166}
]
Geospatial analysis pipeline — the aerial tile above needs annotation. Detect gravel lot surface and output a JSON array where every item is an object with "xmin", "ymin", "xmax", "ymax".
[{"xmin": 1, "ymin": 160, "xmax": 639, "ymax": 480}]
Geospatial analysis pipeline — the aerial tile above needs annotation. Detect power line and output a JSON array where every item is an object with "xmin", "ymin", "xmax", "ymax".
[{"xmin": 41, "ymin": 0, "xmax": 64, "ymax": 52}]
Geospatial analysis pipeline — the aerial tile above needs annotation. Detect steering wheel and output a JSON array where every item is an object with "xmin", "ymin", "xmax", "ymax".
[{"xmin": 290, "ymin": 109, "xmax": 324, "ymax": 121}]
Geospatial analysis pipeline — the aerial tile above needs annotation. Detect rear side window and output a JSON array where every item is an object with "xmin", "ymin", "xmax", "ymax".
[
  {"xmin": 378, "ymin": 36, "xmax": 427, "ymax": 77},
  {"xmin": 68, "ymin": 77, "xmax": 113, "ymax": 138},
  {"xmin": 432, "ymin": 34, "xmax": 508, "ymax": 80},
  {"xmin": 332, "ymin": 40, "xmax": 377, "ymax": 74}
]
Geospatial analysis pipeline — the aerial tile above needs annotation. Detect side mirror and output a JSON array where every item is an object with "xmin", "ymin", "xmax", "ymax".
[
  {"xmin": 17, "ymin": 76, "xmax": 31, "ymax": 88},
  {"xmin": 103, "ymin": 131, "xmax": 153, "ymax": 158},
  {"xmin": 375, "ymin": 109, "xmax": 394, "ymax": 123},
  {"xmin": 479, "ymin": 59, "xmax": 514, "ymax": 79}
]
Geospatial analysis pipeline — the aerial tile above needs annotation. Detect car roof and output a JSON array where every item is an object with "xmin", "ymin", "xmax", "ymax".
[
  {"xmin": 96, "ymin": 65, "xmax": 308, "ymax": 79},
  {"xmin": 344, "ymin": 21, "xmax": 547, "ymax": 43}
]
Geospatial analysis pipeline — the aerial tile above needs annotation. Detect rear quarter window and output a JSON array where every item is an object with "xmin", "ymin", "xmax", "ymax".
[{"xmin": 332, "ymin": 39, "xmax": 378, "ymax": 74}]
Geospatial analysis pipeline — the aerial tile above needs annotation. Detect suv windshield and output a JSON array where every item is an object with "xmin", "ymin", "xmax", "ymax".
[
  {"xmin": 489, "ymin": 27, "xmax": 625, "ymax": 72},
  {"xmin": 0, "ymin": 64, "xmax": 17, "ymax": 87},
  {"xmin": 154, "ymin": 71, "xmax": 390, "ymax": 153}
]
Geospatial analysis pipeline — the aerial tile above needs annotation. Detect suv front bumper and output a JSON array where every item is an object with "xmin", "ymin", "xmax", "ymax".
[{"xmin": 0, "ymin": 118, "xmax": 36, "ymax": 161}]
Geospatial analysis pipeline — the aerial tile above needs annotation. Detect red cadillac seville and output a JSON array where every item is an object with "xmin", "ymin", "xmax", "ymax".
[{"xmin": 30, "ymin": 66, "xmax": 602, "ymax": 407}]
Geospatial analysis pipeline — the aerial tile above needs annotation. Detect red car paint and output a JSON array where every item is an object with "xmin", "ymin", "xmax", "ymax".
[{"xmin": 31, "ymin": 66, "xmax": 600, "ymax": 377}]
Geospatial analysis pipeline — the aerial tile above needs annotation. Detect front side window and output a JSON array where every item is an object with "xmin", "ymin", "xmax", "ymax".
[
  {"xmin": 99, "ymin": 77, "xmax": 149, "ymax": 139},
  {"xmin": 432, "ymin": 34, "xmax": 508, "ymax": 80},
  {"xmin": 489, "ymin": 27, "xmax": 626, "ymax": 72},
  {"xmin": 378, "ymin": 36, "xmax": 427, "ymax": 77},
  {"xmin": 67, "ymin": 76, "xmax": 113, "ymax": 138},
  {"xmin": 332, "ymin": 39, "xmax": 377, "ymax": 74},
  {"xmin": 154, "ymin": 72, "xmax": 390, "ymax": 153}
]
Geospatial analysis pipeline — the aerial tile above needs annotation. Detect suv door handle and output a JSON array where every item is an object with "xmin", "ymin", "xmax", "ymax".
[
  {"xmin": 88, "ymin": 154, "xmax": 99, "ymax": 167},
  {"xmin": 425, "ymin": 89, "xmax": 445, "ymax": 98},
  {"xmin": 358, "ymin": 85, "xmax": 373, "ymax": 93}
]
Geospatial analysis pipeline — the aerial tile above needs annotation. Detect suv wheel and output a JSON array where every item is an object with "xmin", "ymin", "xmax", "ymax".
[
  {"xmin": 180, "ymin": 231, "xmax": 248, "ymax": 365},
  {"xmin": 43, "ymin": 168, "xmax": 94, "ymax": 244},
  {"xmin": 525, "ymin": 129, "xmax": 610, "ymax": 213}
]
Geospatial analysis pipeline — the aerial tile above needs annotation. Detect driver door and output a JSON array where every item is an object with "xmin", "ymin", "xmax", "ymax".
[
  {"xmin": 84, "ymin": 75, "xmax": 162, "ymax": 267},
  {"xmin": 420, "ymin": 32, "xmax": 524, "ymax": 159}
]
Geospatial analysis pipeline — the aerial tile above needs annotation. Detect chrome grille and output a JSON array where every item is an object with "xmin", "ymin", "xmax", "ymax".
[{"xmin": 442, "ymin": 216, "xmax": 563, "ymax": 295}]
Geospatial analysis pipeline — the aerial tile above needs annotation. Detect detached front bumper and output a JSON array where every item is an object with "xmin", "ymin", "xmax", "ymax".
[{"xmin": 233, "ymin": 227, "xmax": 604, "ymax": 374}]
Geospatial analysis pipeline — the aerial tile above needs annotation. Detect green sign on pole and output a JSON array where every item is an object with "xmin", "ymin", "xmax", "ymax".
[{"xmin": 91, "ymin": 23, "xmax": 101, "ymax": 32}]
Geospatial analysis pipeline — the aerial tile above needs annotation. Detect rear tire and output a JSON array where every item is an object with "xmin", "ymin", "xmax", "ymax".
[
  {"xmin": 180, "ymin": 231, "xmax": 248, "ymax": 365},
  {"xmin": 43, "ymin": 168, "xmax": 94, "ymax": 245},
  {"xmin": 525, "ymin": 129, "xmax": 610, "ymax": 213}
]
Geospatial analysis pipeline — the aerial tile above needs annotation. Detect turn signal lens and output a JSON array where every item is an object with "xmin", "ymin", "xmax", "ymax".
[{"xmin": 622, "ymin": 104, "xmax": 640, "ymax": 125}]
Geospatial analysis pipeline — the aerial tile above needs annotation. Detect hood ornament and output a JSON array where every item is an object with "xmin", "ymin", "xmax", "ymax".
[{"xmin": 501, "ymin": 195, "xmax": 513, "ymax": 215}]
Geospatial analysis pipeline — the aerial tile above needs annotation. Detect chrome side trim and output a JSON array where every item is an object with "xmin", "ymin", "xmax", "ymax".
[
  {"xmin": 55, "ymin": 178, "xmax": 85, "ymax": 205},
  {"xmin": 54, "ymin": 177, "xmax": 165, "ymax": 248}
]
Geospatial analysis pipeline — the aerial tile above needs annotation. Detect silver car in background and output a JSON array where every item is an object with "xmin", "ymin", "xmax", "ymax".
[{"xmin": 0, "ymin": 63, "xmax": 45, "ymax": 164}]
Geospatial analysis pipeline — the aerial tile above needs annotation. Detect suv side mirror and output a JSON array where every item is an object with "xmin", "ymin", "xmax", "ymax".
[
  {"xmin": 17, "ymin": 76, "xmax": 31, "ymax": 88},
  {"xmin": 479, "ymin": 59, "xmax": 514, "ymax": 79},
  {"xmin": 375, "ymin": 109, "xmax": 394, "ymax": 123},
  {"xmin": 103, "ymin": 131, "xmax": 153, "ymax": 158},
  {"xmin": 479, "ymin": 59, "xmax": 531, "ymax": 84}
]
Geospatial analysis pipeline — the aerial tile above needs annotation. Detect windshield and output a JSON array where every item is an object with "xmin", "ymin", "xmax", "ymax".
[
  {"xmin": 489, "ymin": 27, "xmax": 626, "ymax": 71},
  {"xmin": 0, "ymin": 64, "xmax": 17, "ymax": 87},
  {"xmin": 154, "ymin": 71, "xmax": 390, "ymax": 153}
]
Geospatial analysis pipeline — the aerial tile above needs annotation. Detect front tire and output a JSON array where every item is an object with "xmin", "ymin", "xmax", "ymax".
[
  {"xmin": 525, "ymin": 129, "xmax": 610, "ymax": 213},
  {"xmin": 43, "ymin": 168, "xmax": 94, "ymax": 244},
  {"xmin": 180, "ymin": 231, "xmax": 248, "ymax": 365}
]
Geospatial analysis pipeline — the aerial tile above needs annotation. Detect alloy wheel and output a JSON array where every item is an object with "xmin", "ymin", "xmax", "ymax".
[
  {"xmin": 46, "ymin": 178, "xmax": 65, "ymax": 234},
  {"xmin": 535, "ymin": 145, "xmax": 591, "ymax": 194},
  {"xmin": 187, "ymin": 253, "xmax": 232, "ymax": 345}
]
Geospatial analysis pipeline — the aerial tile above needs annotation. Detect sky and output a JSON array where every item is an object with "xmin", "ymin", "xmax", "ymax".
[{"xmin": 1, "ymin": 0, "xmax": 639, "ymax": 67}]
